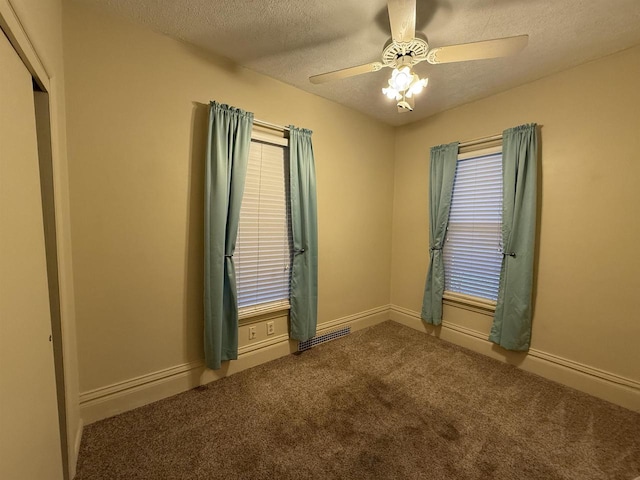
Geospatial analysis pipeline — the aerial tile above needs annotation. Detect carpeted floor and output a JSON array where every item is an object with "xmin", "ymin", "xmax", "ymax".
[{"xmin": 76, "ymin": 321, "xmax": 640, "ymax": 479}]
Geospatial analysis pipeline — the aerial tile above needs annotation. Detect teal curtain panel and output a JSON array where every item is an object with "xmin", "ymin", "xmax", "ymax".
[
  {"xmin": 204, "ymin": 102, "xmax": 253, "ymax": 370},
  {"xmin": 288, "ymin": 126, "xmax": 318, "ymax": 341},
  {"xmin": 421, "ymin": 142, "xmax": 459, "ymax": 325},
  {"xmin": 490, "ymin": 123, "xmax": 538, "ymax": 350}
]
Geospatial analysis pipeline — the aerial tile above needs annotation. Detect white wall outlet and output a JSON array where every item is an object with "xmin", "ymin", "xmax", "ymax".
[
  {"xmin": 266, "ymin": 321, "xmax": 275, "ymax": 336},
  {"xmin": 248, "ymin": 326, "xmax": 257, "ymax": 340}
]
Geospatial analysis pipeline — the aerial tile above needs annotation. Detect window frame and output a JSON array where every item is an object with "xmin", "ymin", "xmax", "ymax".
[
  {"xmin": 442, "ymin": 144, "xmax": 503, "ymax": 314},
  {"xmin": 236, "ymin": 128, "xmax": 293, "ymax": 321}
]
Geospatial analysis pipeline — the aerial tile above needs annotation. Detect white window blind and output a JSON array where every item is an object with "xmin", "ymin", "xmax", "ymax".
[
  {"xmin": 235, "ymin": 138, "xmax": 292, "ymax": 312},
  {"xmin": 443, "ymin": 148, "xmax": 503, "ymax": 303}
]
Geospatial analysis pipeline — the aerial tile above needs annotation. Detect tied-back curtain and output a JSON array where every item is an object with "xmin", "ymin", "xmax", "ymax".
[
  {"xmin": 288, "ymin": 126, "xmax": 318, "ymax": 341},
  {"xmin": 490, "ymin": 123, "xmax": 538, "ymax": 350},
  {"xmin": 204, "ymin": 102, "xmax": 254, "ymax": 370},
  {"xmin": 421, "ymin": 142, "xmax": 459, "ymax": 325}
]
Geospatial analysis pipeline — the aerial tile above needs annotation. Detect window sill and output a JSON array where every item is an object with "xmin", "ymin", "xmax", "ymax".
[
  {"xmin": 443, "ymin": 291, "xmax": 496, "ymax": 317},
  {"xmin": 238, "ymin": 301, "xmax": 290, "ymax": 323}
]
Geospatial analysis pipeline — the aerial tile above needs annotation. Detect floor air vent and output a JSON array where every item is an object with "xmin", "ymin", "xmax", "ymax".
[{"xmin": 298, "ymin": 326, "xmax": 351, "ymax": 352}]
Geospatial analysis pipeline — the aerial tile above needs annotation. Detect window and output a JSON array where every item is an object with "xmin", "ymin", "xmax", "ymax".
[
  {"xmin": 235, "ymin": 131, "xmax": 292, "ymax": 317},
  {"xmin": 443, "ymin": 146, "xmax": 503, "ymax": 309}
]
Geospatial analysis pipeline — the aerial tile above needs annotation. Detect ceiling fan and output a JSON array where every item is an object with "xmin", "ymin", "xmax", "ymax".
[{"xmin": 309, "ymin": 0, "xmax": 528, "ymax": 113}]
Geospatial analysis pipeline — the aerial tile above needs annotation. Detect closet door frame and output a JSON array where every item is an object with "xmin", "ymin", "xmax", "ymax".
[{"xmin": 0, "ymin": 1, "xmax": 75, "ymax": 478}]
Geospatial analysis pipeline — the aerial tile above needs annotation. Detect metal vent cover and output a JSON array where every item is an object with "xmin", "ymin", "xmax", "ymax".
[{"xmin": 298, "ymin": 326, "xmax": 351, "ymax": 352}]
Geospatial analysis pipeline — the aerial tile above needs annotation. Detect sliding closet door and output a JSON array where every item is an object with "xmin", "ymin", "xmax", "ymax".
[{"xmin": 0, "ymin": 30, "xmax": 64, "ymax": 480}]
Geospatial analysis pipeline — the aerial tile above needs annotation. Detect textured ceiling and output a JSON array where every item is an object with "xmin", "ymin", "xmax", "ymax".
[{"xmin": 73, "ymin": 0, "xmax": 640, "ymax": 126}]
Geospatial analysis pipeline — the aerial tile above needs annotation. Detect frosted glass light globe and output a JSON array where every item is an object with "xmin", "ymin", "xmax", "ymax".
[{"xmin": 391, "ymin": 67, "xmax": 412, "ymax": 91}]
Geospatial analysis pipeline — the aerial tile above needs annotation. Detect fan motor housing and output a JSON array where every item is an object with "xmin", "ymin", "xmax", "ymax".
[{"xmin": 382, "ymin": 37, "xmax": 429, "ymax": 67}]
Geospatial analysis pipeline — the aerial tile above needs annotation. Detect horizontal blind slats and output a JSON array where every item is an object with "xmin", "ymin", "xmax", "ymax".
[
  {"xmin": 236, "ymin": 139, "xmax": 292, "ymax": 308},
  {"xmin": 444, "ymin": 152, "xmax": 503, "ymax": 302}
]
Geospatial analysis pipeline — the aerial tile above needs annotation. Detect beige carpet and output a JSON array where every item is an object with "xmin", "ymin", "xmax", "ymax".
[{"xmin": 76, "ymin": 321, "xmax": 640, "ymax": 479}]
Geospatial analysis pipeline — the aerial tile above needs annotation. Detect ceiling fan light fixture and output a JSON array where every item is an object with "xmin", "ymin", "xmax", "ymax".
[
  {"xmin": 391, "ymin": 66, "xmax": 413, "ymax": 91},
  {"xmin": 382, "ymin": 86, "xmax": 400, "ymax": 100},
  {"xmin": 406, "ymin": 77, "xmax": 428, "ymax": 98},
  {"xmin": 397, "ymin": 92, "xmax": 415, "ymax": 112},
  {"xmin": 382, "ymin": 66, "xmax": 428, "ymax": 102}
]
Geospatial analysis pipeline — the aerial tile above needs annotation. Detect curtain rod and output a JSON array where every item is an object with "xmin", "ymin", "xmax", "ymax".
[
  {"xmin": 459, "ymin": 133, "xmax": 502, "ymax": 148},
  {"xmin": 253, "ymin": 118, "xmax": 289, "ymax": 132},
  {"xmin": 459, "ymin": 125, "xmax": 542, "ymax": 148}
]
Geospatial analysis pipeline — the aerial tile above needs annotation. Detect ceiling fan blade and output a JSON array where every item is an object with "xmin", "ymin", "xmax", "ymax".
[
  {"xmin": 387, "ymin": 0, "xmax": 416, "ymax": 43},
  {"xmin": 309, "ymin": 62, "xmax": 385, "ymax": 84},
  {"xmin": 426, "ymin": 35, "xmax": 529, "ymax": 64}
]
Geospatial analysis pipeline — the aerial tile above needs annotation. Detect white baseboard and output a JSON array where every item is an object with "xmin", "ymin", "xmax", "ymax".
[
  {"xmin": 80, "ymin": 305, "xmax": 391, "ymax": 425},
  {"xmin": 315, "ymin": 304, "xmax": 390, "ymax": 334},
  {"xmin": 389, "ymin": 305, "xmax": 640, "ymax": 412},
  {"xmin": 80, "ymin": 303, "xmax": 639, "ymax": 426}
]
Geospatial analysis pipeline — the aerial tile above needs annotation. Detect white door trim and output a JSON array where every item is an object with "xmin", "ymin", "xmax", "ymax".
[{"xmin": 0, "ymin": 0, "xmax": 50, "ymax": 91}]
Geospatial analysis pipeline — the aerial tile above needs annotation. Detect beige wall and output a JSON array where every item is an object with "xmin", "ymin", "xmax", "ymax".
[
  {"xmin": 5, "ymin": 0, "xmax": 81, "ymax": 476},
  {"xmin": 391, "ymin": 45, "xmax": 640, "ymax": 384},
  {"xmin": 62, "ymin": 3, "xmax": 395, "ymax": 394}
]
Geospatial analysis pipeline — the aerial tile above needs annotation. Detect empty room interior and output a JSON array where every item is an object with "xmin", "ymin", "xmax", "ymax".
[{"xmin": 1, "ymin": 0, "xmax": 639, "ymax": 478}]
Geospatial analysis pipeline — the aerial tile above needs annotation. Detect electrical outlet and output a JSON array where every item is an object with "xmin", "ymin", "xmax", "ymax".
[
  {"xmin": 248, "ymin": 326, "xmax": 257, "ymax": 340},
  {"xmin": 266, "ymin": 321, "xmax": 275, "ymax": 336}
]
